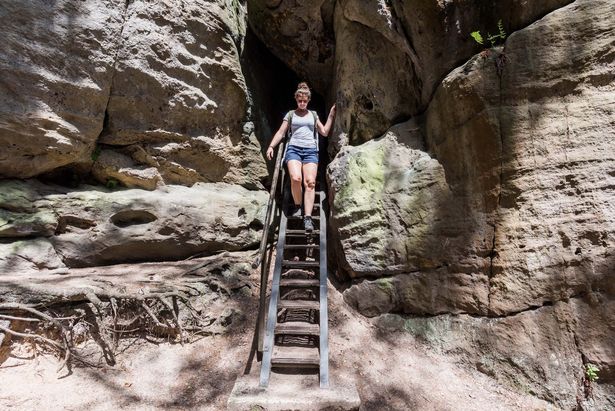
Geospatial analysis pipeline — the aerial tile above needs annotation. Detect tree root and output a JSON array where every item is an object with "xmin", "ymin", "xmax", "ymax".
[
  {"xmin": 0, "ymin": 252, "xmax": 254, "ymax": 372},
  {"xmin": 0, "ymin": 287, "xmax": 229, "ymax": 371}
]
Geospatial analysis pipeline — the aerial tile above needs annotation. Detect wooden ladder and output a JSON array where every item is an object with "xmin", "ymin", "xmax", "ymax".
[{"xmin": 259, "ymin": 177, "xmax": 329, "ymax": 388}]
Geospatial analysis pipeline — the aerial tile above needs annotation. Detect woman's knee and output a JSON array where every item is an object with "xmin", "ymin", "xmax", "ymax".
[
  {"xmin": 290, "ymin": 173, "xmax": 302, "ymax": 184},
  {"xmin": 304, "ymin": 178, "xmax": 316, "ymax": 190}
]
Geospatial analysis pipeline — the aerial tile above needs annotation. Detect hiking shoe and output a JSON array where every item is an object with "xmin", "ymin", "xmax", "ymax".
[
  {"xmin": 303, "ymin": 216, "xmax": 314, "ymax": 232},
  {"xmin": 287, "ymin": 203, "xmax": 302, "ymax": 217}
]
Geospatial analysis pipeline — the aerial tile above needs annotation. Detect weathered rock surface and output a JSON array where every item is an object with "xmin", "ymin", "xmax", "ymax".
[
  {"xmin": 332, "ymin": 0, "xmax": 574, "ymax": 147},
  {"xmin": 100, "ymin": 0, "xmax": 267, "ymax": 190},
  {"xmin": 0, "ymin": 1, "xmax": 267, "ymax": 190},
  {"xmin": 426, "ymin": 0, "xmax": 615, "ymax": 315},
  {"xmin": 376, "ymin": 296, "xmax": 615, "ymax": 409},
  {"xmin": 0, "ymin": 179, "xmax": 266, "ymax": 269},
  {"xmin": 0, "ymin": 238, "xmax": 67, "ymax": 274},
  {"xmin": 332, "ymin": 0, "xmax": 615, "ymax": 317},
  {"xmin": 0, "ymin": 0, "xmax": 125, "ymax": 177},
  {"xmin": 330, "ymin": 1, "xmax": 615, "ymax": 407},
  {"xmin": 247, "ymin": 0, "xmax": 335, "ymax": 94}
]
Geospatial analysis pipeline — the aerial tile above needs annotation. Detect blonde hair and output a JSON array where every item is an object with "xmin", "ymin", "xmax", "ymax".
[{"xmin": 294, "ymin": 82, "xmax": 311, "ymax": 99}]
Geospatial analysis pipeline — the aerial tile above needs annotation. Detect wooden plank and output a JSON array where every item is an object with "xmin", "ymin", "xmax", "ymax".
[
  {"xmin": 279, "ymin": 279, "xmax": 319, "ymax": 288},
  {"xmin": 278, "ymin": 300, "xmax": 320, "ymax": 310},
  {"xmin": 283, "ymin": 244, "xmax": 319, "ymax": 250},
  {"xmin": 286, "ymin": 229, "xmax": 320, "ymax": 235},
  {"xmin": 259, "ymin": 183, "xmax": 290, "ymax": 388},
  {"xmin": 272, "ymin": 346, "xmax": 320, "ymax": 368},
  {"xmin": 271, "ymin": 357, "xmax": 320, "ymax": 368},
  {"xmin": 282, "ymin": 260, "xmax": 319, "ymax": 268},
  {"xmin": 318, "ymin": 186, "xmax": 330, "ymax": 388},
  {"xmin": 275, "ymin": 322, "xmax": 320, "ymax": 336}
]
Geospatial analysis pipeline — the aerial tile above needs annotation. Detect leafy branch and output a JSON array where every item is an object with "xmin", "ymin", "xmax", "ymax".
[{"xmin": 471, "ymin": 19, "xmax": 507, "ymax": 48}]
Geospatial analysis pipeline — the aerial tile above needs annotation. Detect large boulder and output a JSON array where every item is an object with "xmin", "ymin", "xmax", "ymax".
[
  {"xmin": 333, "ymin": 0, "xmax": 615, "ymax": 317},
  {"xmin": 0, "ymin": 0, "xmax": 125, "ymax": 177},
  {"xmin": 0, "ymin": 180, "xmax": 267, "ymax": 269},
  {"xmin": 377, "ymin": 297, "xmax": 615, "ymax": 409},
  {"xmin": 247, "ymin": 0, "xmax": 335, "ymax": 94},
  {"xmin": 331, "ymin": 0, "xmax": 615, "ymax": 407},
  {"xmin": 98, "ymin": 0, "xmax": 267, "ymax": 190},
  {"xmin": 425, "ymin": 0, "xmax": 615, "ymax": 315},
  {"xmin": 331, "ymin": 0, "xmax": 574, "ymax": 147}
]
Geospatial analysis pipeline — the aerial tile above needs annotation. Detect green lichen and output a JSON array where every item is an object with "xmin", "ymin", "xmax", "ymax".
[{"xmin": 376, "ymin": 277, "xmax": 395, "ymax": 293}]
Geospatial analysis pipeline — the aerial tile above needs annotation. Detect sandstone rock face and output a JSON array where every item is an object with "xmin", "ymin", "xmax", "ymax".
[
  {"xmin": 0, "ymin": 239, "xmax": 67, "ymax": 273},
  {"xmin": 332, "ymin": 0, "xmax": 574, "ymax": 147},
  {"xmin": 0, "ymin": 180, "xmax": 266, "ymax": 270},
  {"xmin": 99, "ymin": 0, "xmax": 267, "ymax": 190},
  {"xmin": 247, "ymin": 0, "xmax": 335, "ymax": 93},
  {"xmin": 425, "ymin": 0, "xmax": 615, "ymax": 315},
  {"xmin": 333, "ymin": 0, "xmax": 615, "ymax": 318},
  {"xmin": 0, "ymin": 0, "xmax": 125, "ymax": 177},
  {"xmin": 330, "ymin": 0, "xmax": 615, "ymax": 407},
  {"xmin": 0, "ymin": 1, "xmax": 267, "ymax": 190}
]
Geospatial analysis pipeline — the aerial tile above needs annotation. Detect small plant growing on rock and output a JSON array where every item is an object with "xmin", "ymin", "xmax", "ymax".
[
  {"xmin": 471, "ymin": 20, "xmax": 507, "ymax": 48},
  {"xmin": 584, "ymin": 363, "xmax": 600, "ymax": 398},
  {"xmin": 586, "ymin": 363, "xmax": 600, "ymax": 382},
  {"xmin": 91, "ymin": 145, "xmax": 102, "ymax": 162},
  {"xmin": 470, "ymin": 19, "xmax": 508, "ymax": 77}
]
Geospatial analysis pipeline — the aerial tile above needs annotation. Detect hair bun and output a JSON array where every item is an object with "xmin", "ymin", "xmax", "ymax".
[{"xmin": 297, "ymin": 81, "xmax": 310, "ymax": 90}]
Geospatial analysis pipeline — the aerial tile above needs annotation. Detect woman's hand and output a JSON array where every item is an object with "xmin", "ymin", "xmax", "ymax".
[
  {"xmin": 329, "ymin": 104, "xmax": 336, "ymax": 118},
  {"xmin": 266, "ymin": 146, "xmax": 274, "ymax": 160}
]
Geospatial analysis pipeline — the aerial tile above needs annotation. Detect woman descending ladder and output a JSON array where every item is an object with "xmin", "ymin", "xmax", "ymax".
[
  {"xmin": 266, "ymin": 82, "xmax": 336, "ymax": 231},
  {"xmin": 260, "ymin": 83, "xmax": 336, "ymax": 388}
]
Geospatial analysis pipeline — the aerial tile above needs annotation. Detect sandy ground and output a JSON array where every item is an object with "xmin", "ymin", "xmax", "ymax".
[{"xmin": 0, "ymin": 265, "xmax": 558, "ymax": 411}]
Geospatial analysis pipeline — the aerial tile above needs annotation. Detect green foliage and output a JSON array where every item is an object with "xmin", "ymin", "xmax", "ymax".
[
  {"xmin": 470, "ymin": 31, "xmax": 484, "ymax": 45},
  {"xmin": 585, "ymin": 363, "xmax": 600, "ymax": 382},
  {"xmin": 91, "ymin": 145, "xmax": 102, "ymax": 162},
  {"xmin": 106, "ymin": 178, "xmax": 119, "ymax": 190},
  {"xmin": 470, "ymin": 19, "xmax": 507, "ymax": 47}
]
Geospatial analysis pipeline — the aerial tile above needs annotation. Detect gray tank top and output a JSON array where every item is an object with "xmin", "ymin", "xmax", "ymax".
[{"xmin": 284, "ymin": 111, "xmax": 318, "ymax": 148}]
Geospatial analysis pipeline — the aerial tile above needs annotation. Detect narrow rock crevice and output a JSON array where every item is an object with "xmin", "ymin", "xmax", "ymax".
[
  {"xmin": 488, "ymin": 43, "xmax": 507, "ymax": 314},
  {"xmin": 95, "ymin": 0, "xmax": 133, "ymax": 155}
]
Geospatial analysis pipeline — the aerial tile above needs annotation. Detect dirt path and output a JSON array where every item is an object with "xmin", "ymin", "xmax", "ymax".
[{"xmin": 0, "ymin": 266, "xmax": 557, "ymax": 410}]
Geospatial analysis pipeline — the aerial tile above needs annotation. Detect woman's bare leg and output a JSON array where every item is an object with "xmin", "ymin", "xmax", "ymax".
[
  {"xmin": 287, "ymin": 160, "xmax": 303, "ymax": 206},
  {"xmin": 302, "ymin": 162, "xmax": 318, "ymax": 216}
]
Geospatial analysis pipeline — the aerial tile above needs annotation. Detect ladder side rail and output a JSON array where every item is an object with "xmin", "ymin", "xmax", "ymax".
[
  {"xmin": 253, "ymin": 140, "xmax": 286, "ymax": 270},
  {"xmin": 255, "ymin": 142, "xmax": 286, "ymax": 354},
  {"xmin": 318, "ymin": 185, "xmax": 329, "ymax": 388},
  {"xmin": 259, "ymin": 180, "xmax": 290, "ymax": 387}
]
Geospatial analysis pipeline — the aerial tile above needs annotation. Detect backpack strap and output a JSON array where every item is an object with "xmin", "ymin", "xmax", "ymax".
[
  {"xmin": 311, "ymin": 110, "xmax": 319, "ymax": 151},
  {"xmin": 286, "ymin": 111, "xmax": 294, "ymax": 140}
]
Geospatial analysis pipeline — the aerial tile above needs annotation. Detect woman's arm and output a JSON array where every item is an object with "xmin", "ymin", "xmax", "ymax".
[
  {"xmin": 266, "ymin": 120, "xmax": 289, "ymax": 160},
  {"xmin": 317, "ymin": 104, "xmax": 336, "ymax": 137}
]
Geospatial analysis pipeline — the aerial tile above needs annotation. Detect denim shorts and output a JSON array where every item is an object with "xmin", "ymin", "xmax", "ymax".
[{"xmin": 284, "ymin": 145, "xmax": 319, "ymax": 164}]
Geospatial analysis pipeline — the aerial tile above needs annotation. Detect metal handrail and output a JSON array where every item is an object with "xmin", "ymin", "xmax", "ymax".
[
  {"xmin": 252, "ymin": 141, "xmax": 285, "ymax": 270},
  {"xmin": 253, "ymin": 141, "xmax": 286, "ymax": 356}
]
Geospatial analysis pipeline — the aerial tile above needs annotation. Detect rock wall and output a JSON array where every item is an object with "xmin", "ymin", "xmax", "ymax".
[
  {"xmin": 2, "ymin": 0, "xmax": 615, "ymax": 408},
  {"xmin": 323, "ymin": 0, "xmax": 615, "ymax": 407},
  {"xmin": 0, "ymin": 0, "xmax": 125, "ymax": 177},
  {"xmin": 0, "ymin": 0, "xmax": 267, "ymax": 190},
  {"xmin": 0, "ymin": 179, "xmax": 266, "ymax": 270}
]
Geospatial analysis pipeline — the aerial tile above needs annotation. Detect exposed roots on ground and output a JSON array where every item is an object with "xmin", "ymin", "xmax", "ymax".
[{"xmin": 0, "ymin": 253, "xmax": 255, "ymax": 373}]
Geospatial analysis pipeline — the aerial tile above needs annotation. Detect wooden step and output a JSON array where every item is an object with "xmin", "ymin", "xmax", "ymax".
[
  {"xmin": 284, "ymin": 244, "xmax": 319, "ymax": 250},
  {"xmin": 287, "ymin": 216, "xmax": 320, "ymax": 222},
  {"xmin": 278, "ymin": 300, "xmax": 320, "ymax": 310},
  {"xmin": 286, "ymin": 230, "xmax": 320, "ymax": 236},
  {"xmin": 272, "ymin": 346, "xmax": 319, "ymax": 368},
  {"xmin": 279, "ymin": 278, "xmax": 319, "ymax": 288},
  {"xmin": 275, "ymin": 322, "xmax": 319, "ymax": 336},
  {"xmin": 282, "ymin": 260, "xmax": 319, "ymax": 268}
]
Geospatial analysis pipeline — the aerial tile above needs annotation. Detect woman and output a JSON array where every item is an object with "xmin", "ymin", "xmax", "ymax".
[{"xmin": 266, "ymin": 82, "xmax": 336, "ymax": 232}]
